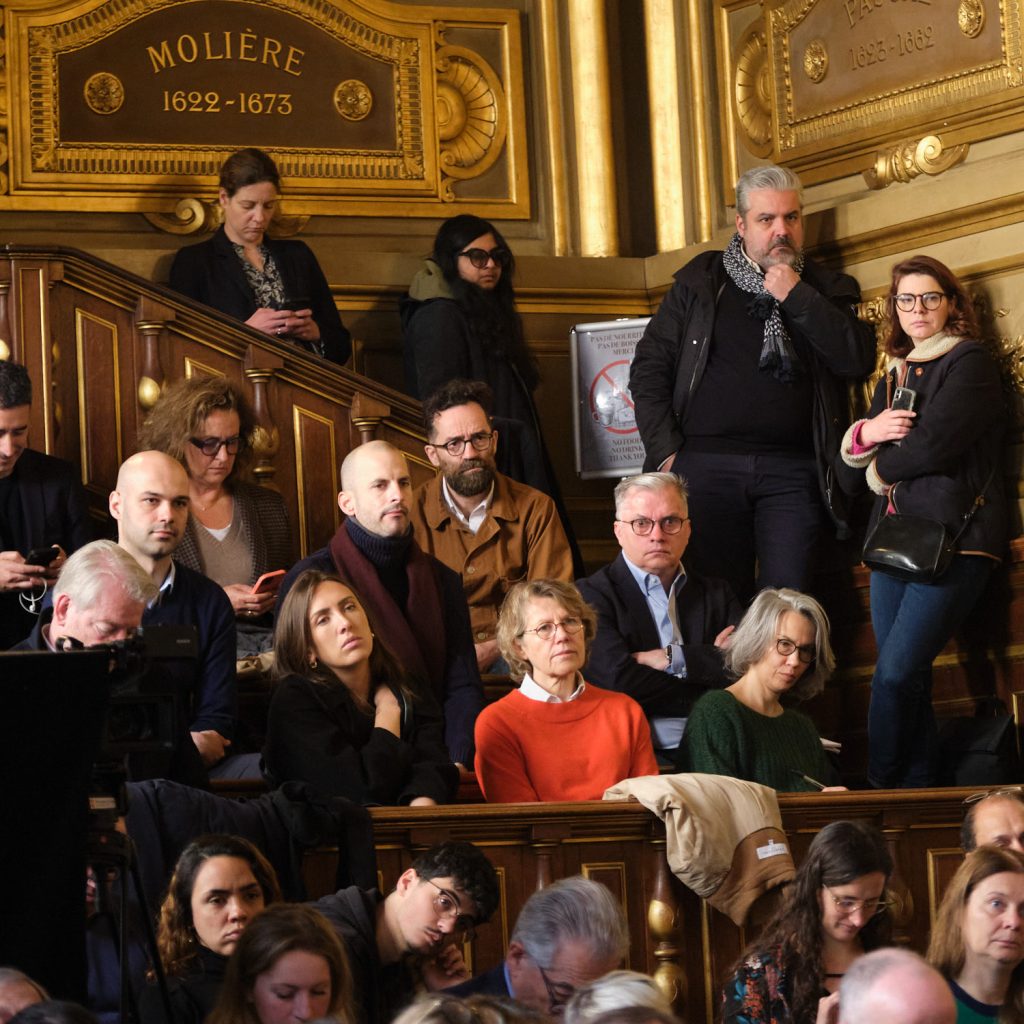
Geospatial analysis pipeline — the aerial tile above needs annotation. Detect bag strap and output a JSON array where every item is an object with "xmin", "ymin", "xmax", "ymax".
[{"xmin": 950, "ymin": 465, "xmax": 997, "ymax": 546}]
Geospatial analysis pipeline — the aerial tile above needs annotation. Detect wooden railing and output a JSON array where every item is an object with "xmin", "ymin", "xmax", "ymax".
[
  {"xmin": 0, "ymin": 243, "xmax": 435, "ymax": 555},
  {"xmin": 295, "ymin": 789, "xmax": 976, "ymax": 1024}
]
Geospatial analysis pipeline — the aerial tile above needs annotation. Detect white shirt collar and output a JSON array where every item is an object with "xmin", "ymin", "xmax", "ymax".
[{"xmin": 518, "ymin": 672, "xmax": 586, "ymax": 703}]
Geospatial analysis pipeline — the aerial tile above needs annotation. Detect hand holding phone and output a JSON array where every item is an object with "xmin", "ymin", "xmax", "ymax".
[
  {"xmin": 26, "ymin": 545, "xmax": 60, "ymax": 567},
  {"xmin": 252, "ymin": 569, "xmax": 286, "ymax": 595}
]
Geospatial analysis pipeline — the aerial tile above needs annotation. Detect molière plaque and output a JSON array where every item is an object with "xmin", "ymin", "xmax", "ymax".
[{"xmin": 0, "ymin": 0, "xmax": 529, "ymax": 219}]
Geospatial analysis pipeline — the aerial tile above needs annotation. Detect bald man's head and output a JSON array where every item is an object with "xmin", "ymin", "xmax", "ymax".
[
  {"xmin": 338, "ymin": 441, "xmax": 412, "ymax": 538},
  {"xmin": 109, "ymin": 450, "xmax": 190, "ymax": 575},
  {"xmin": 839, "ymin": 949, "xmax": 955, "ymax": 1024}
]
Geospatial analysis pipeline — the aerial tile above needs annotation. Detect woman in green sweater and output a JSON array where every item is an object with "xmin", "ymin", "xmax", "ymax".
[{"xmin": 682, "ymin": 587, "xmax": 839, "ymax": 792}]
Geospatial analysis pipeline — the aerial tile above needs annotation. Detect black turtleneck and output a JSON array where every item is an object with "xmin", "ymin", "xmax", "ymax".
[{"xmin": 344, "ymin": 518, "xmax": 413, "ymax": 609}]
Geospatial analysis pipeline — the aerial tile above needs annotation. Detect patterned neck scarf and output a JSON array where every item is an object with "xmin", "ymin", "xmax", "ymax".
[{"xmin": 721, "ymin": 232, "xmax": 805, "ymax": 382}]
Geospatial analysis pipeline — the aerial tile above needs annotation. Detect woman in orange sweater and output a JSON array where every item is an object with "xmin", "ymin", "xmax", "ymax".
[{"xmin": 474, "ymin": 578, "xmax": 658, "ymax": 802}]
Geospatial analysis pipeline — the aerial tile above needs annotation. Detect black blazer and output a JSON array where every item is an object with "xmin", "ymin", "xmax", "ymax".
[
  {"xmin": 577, "ymin": 553, "xmax": 741, "ymax": 719},
  {"xmin": 1, "ymin": 448, "xmax": 92, "ymax": 649},
  {"xmin": 169, "ymin": 226, "xmax": 351, "ymax": 365}
]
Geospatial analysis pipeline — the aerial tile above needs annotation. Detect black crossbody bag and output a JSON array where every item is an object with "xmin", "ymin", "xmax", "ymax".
[{"xmin": 861, "ymin": 468, "xmax": 995, "ymax": 583}]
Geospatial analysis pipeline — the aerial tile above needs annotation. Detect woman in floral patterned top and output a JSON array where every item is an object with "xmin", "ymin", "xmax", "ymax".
[{"xmin": 722, "ymin": 821, "xmax": 894, "ymax": 1024}]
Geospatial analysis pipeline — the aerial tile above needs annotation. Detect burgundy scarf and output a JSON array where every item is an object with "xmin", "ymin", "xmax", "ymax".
[{"xmin": 328, "ymin": 522, "xmax": 447, "ymax": 694}]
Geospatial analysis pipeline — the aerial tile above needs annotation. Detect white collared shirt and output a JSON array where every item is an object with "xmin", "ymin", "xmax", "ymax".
[
  {"xmin": 442, "ymin": 478, "xmax": 493, "ymax": 535},
  {"xmin": 149, "ymin": 559, "xmax": 176, "ymax": 609},
  {"xmin": 518, "ymin": 672, "xmax": 586, "ymax": 703}
]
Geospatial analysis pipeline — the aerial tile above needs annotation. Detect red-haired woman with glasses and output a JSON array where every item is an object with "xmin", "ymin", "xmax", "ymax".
[{"xmin": 837, "ymin": 255, "xmax": 1006, "ymax": 789}]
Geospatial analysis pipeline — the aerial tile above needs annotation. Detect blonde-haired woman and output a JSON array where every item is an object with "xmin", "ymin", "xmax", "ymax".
[{"xmin": 474, "ymin": 579, "xmax": 658, "ymax": 802}]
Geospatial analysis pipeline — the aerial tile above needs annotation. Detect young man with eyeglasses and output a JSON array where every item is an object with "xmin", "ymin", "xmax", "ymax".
[
  {"xmin": 446, "ymin": 875, "xmax": 628, "ymax": 1016},
  {"xmin": 577, "ymin": 472, "xmax": 742, "ymax": 766},
  {"xmin": 313, "ymin": 841, "xmax": 499, "ymax": 1024},
  {"xmin": 410, "ymin": 378, "xmax": 573, "ymax": 674}
]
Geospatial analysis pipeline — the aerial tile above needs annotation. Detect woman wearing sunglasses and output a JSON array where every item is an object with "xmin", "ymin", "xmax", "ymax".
[
  {"xmin": 138, "ymin": 374, "xmax": 292, "ymax": 654},
  {"xmin": 401, "ymin": 215, "xmax": 581, "ymax": 572},
  {"xmin": 722, "ymin": 820, "xmax": 893, "ymax": 1024},
  {"xmin": 682, "ymin": 588, "xmax": 841, "ymax": 792},
  {"xmin": 837, "ymin": 255, "xmax": 1006, "ymax": 789},
  {"xmin": 474, "ymin": 578, "xmax": 658, "ymax": 802}
]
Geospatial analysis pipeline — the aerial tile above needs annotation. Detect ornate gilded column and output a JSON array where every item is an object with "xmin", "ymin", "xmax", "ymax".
[
  {"xmin": 644, "ymin": 0, "xmax": 686, "ymax": 252},
  {"xmin": 567, "ymin": 0, "xmax": 619, "ymax": 257}
]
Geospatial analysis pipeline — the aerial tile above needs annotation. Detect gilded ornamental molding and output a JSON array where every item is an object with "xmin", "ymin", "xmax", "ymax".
[
  {"xmin": 863, "ymin": 134, "xmax": 971, "ymax": 190},
  {"xmin": 0, "ymin": 0, "xmax": 529, "ymax": 222}
]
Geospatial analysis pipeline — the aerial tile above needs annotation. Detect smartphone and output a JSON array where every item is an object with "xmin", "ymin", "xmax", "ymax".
[
  {"xmin": 26, "ymin": 545, "xmax": 59, "ymax": 566},
  {"xmin": 252, "ymin": 569, "xmax": 286, "ymax": 594},
  {"xmin": 891, "ymin": 386, "xmax": 916, "ymax": 412},
  {"xmin": 285, "ymin": 295, "xmax": 311, "ymax": 312}
]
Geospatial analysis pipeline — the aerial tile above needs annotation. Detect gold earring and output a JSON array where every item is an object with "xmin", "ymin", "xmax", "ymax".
[{"xmin": 309, "ymin": 656, "xmax": 318, "ymax": 669}]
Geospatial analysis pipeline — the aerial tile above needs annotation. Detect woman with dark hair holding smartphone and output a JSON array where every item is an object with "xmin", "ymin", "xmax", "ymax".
[
  {"xmin": 722, "ymin": 820, "xmax": 893, "ymax": 1024},
  {"xmin": 169, "ymin": 147, "xmax": 351, "ymax": 365},
  {"xmin": 264, "ymin": 569, "xmax": 458, "ymax": 806},
  {"xmin": 837, "ymin": 254, "xmax": 1006, "ymax": 789}
]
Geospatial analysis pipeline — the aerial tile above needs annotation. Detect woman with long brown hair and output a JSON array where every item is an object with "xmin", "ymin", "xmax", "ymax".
[
  {"xmin": 721, "ymin": 820, "xmax": 893, "ymax": 1024},
  {"xmin": 207, "ymin": 903, "xmax": 353, "ymax": 1024},
  {"xmin": 837, "ymin": 254, "xmax": 1006, "ymax": 788},
  {"xmin": 928, "ymin": 846, "xmax": 1024, "ymax": 1023},
  {"xmin": 264, "ymin": 569, "xmax": 457, "ymax": 806}
]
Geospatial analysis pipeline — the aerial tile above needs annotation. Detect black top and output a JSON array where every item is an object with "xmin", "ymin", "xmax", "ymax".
[
  {"xmin": 262, "ymin": 674, "xmax": 458, "ymax": 805},
  {"xmin": 138, "ymin": 945, "xmax": 227, "ymax": 1024},
  {"xmin": 683, "ymin": 278, "xmax": 814, "ymax": 455},
  {"xmin": 169, "ymin": 226, "xmax": 351, "ymax": 365}
]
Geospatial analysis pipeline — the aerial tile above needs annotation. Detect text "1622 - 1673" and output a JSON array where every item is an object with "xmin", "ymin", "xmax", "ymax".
[{"xmin": 162, "ymin": 91, "xmax": 293, "ymax": 114}]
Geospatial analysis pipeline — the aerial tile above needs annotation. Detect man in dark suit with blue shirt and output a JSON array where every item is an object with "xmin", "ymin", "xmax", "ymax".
[
  {"xmin": 577, "ymin": 472, "xmax": 741, "ymax": 766},
  {"xmin": 0, "ymin": 361, "xmax": 92, "ymax": 649}
]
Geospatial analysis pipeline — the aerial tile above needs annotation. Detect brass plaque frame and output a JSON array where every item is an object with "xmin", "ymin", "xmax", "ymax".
[
  {"xmin": 0, "ymin": 0, "xmax": 529, "ymax": 220},
  {"xmin": 720, "ymin": 0, "xmax": 1024, "ymax": 185}
]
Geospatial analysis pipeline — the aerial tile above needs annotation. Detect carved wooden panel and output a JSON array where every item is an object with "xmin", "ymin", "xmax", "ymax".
[
  {"xmin": 74, "ymin": 308, "xmax": 123, "ymax": 493},
  {"xmin": 292, "ymin": 403, "xmax": 341, "ymax": 555}
]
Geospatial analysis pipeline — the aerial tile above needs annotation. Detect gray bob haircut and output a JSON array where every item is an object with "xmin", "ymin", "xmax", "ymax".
[
  {"xmin": 725, "ymin": 587, "xmax": 834, "ymax": 700},
  {"xmin": 510, "ymin": 876, "xmax": 628, "ymax": 969},
  {"xmin": 54, "ymin": 539, "xmax": 159, "ymax": 608},
  {"xmin": 563, "ymin": 971, "xmax": 674, "ymax": 1024},
  {"xmin": 735, "ymin": 164, "xmax": 803, "ymax": 217},
  {"xmin": 613, "ymin": 473, "xmax": 688, "ymax": 517}
]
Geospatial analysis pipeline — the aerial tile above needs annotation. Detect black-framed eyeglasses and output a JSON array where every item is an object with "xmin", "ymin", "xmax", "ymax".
[
  {"xmin": 825, "ymin": 885, "xmax": 893, "ymax": 918},
  {"xmin": 535, "ymin": 961, "xmax": 576, "ymax": 1014},
  {"xmin": 519, "ymin": 617, "xmax": 584, "ymax": 642},
  {"xmin": 964, "ymin": 786, "xmax": 1024, "ymax": 806},
  {"xmin": 189, "ymin": 435, "xmax": 243, "ymax": 457},
  {"xmin": 458, "ymin": 247, "xmax": 511, "ymax": 269},
  {"xmin": 616, "ymin": 515, "xmax": 689, "ymax": 536},
  {"xmin": 894, "ymin": 291, "xmax": 947, "ymax": 312},
  {"xmin": 424, "ymin": 879, "xmax": 476, "ymax": 941},
  {"xmin": 430, "ymin": 431, "xmax": 494, "ymax": 458},
  {"xmin": 775, "ymin": 637, "xmax": 815, "ymax": 664}
]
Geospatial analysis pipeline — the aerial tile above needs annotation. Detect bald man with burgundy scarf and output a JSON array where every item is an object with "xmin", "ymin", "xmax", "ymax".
[{"xmin": 275, "ymin": 440, "xmax": 483, "ymax": 766}]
